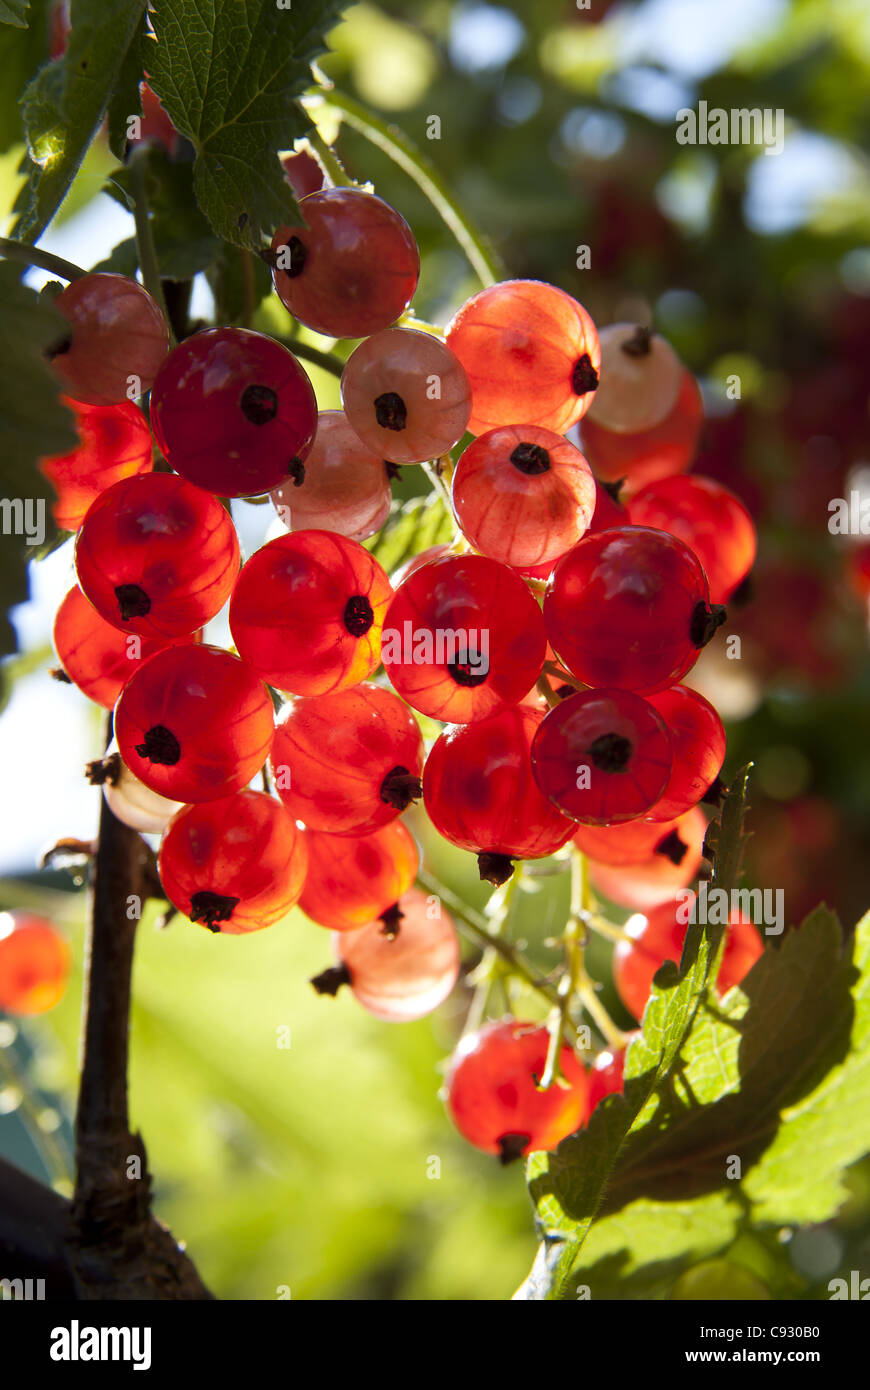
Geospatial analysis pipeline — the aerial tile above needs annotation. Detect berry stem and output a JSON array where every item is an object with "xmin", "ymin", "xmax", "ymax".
[
  {"xmin": 305, "ymin": 129, "xmax": 354, "ymax": 188},
  {"xmin": 305, "ymin": 89, "xmax": 503, "ymax": 287},
  {"xmin": 0, "ymin": 236, "xmax": 87, "ymax": 283},
  {"xmin": 127, "ymin": 147, "xmax": 177, "ymax": 349},
  {"xmin": 273, "ymin": 337, "xmax": 345, "ymax": 379},
  {"xmin": 415, "ymin": 870, "xmax": 564, "ymax": 1014},
  {"xmin": 421, "ymin": 456, "xmax": 457, "ymax": 525},
  {"xmin": 542, "ymin": 660, "xmax": 584, "ymax": 690},
  {"xmin": 536, "ymin": 675, "xmax": 561, "ymax": 710}
]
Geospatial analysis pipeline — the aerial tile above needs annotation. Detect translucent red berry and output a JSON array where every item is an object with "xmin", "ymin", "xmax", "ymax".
[
  {"xmin": 270, "ymin": 410, "xmax": 391, "ymax": 542},
  {"xmin": 627, "ymin": 474, "xmax": 757, "ymax": 604},
  {"xmin": 271, "ymin": 188, "xmax": 420, "ymax": 338},
  {"xmin": 645, "ymin": 685, "xmax": 726, "ymax": 821},
  {"xmin": 585, "ymin": 323, "xmax": 682, "ymax": 434},
  {"xmin": 613, "ymin": 895, "xmax": 763, "ymax": 1020},
  {"xmin": 445, "ymin": 279, "xmax": 601, "ymax": 436},
  {"xmin": 544, "ymin": 526, "xmax": 724, "ymax": 693},
  {"xmin": 383, "ymin": 553, "xmax": 546, "ymax": 723},
  {"xmin": 158, "ymin": 791, "xmax": 307, "ymax": 934},
  {"xmin": 423, "ymin": 705, "xmax": 575, "ymax": 883},
  {"xmin": 451, "ymin": 425, "xmax": 596, "ymax": 568},
  {"xmin": 299, "ymin": 821, "xmax": 419, "ymax": 931},
  {"xmin": 281, "ymin": 149, "xmax": 325, "ymax": 199},
  {"xmin": 0, "ymin": 911, "xmax": 71, "ymax": 1015},
  {"xmin": 39, "ymin": 397, "xmax": 152, "ymax": 532},
  {"xmin": 341, "ymin": 328, "xmax": 471, "ymax": 464},
  {"xmin": 270, "ymin": 682, "xmax": 423, "ymax": 835},
  {"xmin": 577, "ymin": 367, "xmax": 703, "ymax": 494},
  {"xmin": 587, "ymin": 804, "xmax": 707, "ymax": 910},
  {"xmin": 313, "ymin": 888, "xmax": 460, "ymax": 1021},
  {"xmin": 445, "ymin": 1020, "xmax": 591, "ymax": 1161},
  {"xmin": 53, "ymin": 585, "xmax": 194, "ymax": 709},
  {"xmin": 114, "ymin": 644, "xmax": 274, "ymax": 803},
  {"xmin": 531, "ymin": 688, "xmax": 672, "ymax": 824},
  {"xmin": 74, "ymin": 473, "xmax": 239, "ymax": 638},
  {"xmin": 150, "ymin": 327, "xmax": 317, "ymax": 497},
  {"xmin": 588, "ymin": 1038, "xmax": 637, "ymax": 1114},
  {"xmin": 49, "ymin": 272, "xmax": 169, "ymax": 405},
  {"xmin": 229, "ymin": 531, "xmax": 392, "ymax": 695}
]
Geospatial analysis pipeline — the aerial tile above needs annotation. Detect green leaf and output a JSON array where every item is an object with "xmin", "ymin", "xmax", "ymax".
[
  {"xmin": 13, "ymin": 0, "xmax": 148, "ymax": 242},
  {"xmin": 105, "ymin": 8, "xmax": 147, "ymax": 160},
  {"xmin": 146, "ymin": 0, "xmax": 346, "ymax": 252},
  {"xmin": 0, "ymin": 2, "xmax": 50, "ymax": 154},
  {"xmin": 519, "ymin": 903, "xmax": 870, "ymax": 1300},
  {"xmin": 365, "ymin": 493, "xmax": 454, "ymax": 575},
  {"xmin": 0, "ymin": 262, "xmax": 76, "ymax": 659},
  {"xmin": 0, "ymin": 0, "xmax": 30, "ymax": 27}
]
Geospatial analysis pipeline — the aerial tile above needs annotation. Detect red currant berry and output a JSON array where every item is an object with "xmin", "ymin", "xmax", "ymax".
[
  {"xmin": 341, "ymin": 328, "xmax": 471, "ymax": 463},
  {"xmin": 270, "ymin": 410, "xmax": 391, "ymax": 542},
  {"xmin": 577, "ymin": 368, "xmax": 703, "ymax": 494},
  {"xmin": 130, "ymin": 81, "xmax": 180, "ymax": 155},
  {"xmin": 313, "ymin": 888, "xmax": 460, "ymax": 1021},
  {"xmin": 150, "ymin": 328, "xmax": 317, "ymax": 497},
  {"xmin": 613, "ymin": 894, "xmax": 762, "ymax": 1020},
  {"xmin": 158, "ymin": 790, "xmax": 307, "ymax": 934},
  {"xmin": 445, "ymin": 279, "xmax": 601, "ymax": 436},
  {"xmin": 644, "ymin": 685, "xmax": 726, "ymax": 821},
  {"xmin": 74, "ymin": 473, "xmax": 239, "ymax": 638},
  {"xmin": 39, "ymin": 397, "xmax": 152, "ymax": 532},
  {"xmin": 445, "ymin": 1020, "xmax": 591, "ymax": 1161},
  {"xmin": 49, "ymin": 273, "xmax": 169, "ymax": 405},
  {"xmin": 423, "ymin": 705, "xmax": 575, "ymax": 883},
  {"xmin": 451, "ymin": 425, "xmax": 596, "ymax": 568},
  {"xmin": 587, "ymin": 477, "xmax": 628, "ymax": 535},
  {"xmin": 627, "ymin": 474, "xmax": 757, "ymax": 604},
  {"xmin": 271, "ymin": 682, "xmax": 423, "ymax": 835},
  {"xmin": 299, "ymin": 821, "xmax": 419, "ymax": 931},
  {"xmin": 573, "ymin": 803, "xmax": 701, "ymax": 866},
  {"xmin": 0, "ymin": 911, "xmax": 71, "ymax": 1015},
  {"xmin": 114, "ymin": 644, "xmax": 274, "ymax": 803},
  {"xmin": 586, "ymin": 324, "xmax": 682, "ymax": 433},
  {"xmin": 229, "ymin": 531, "xmax": 392, "ymax": 695},
  {"xmin": 587, "ymin": 1035, "xmax": 640, "ymax": 1113},
  {"xmin": 587, "ymin": 804, "xmax": 707, "ymax": 910},
  {"xmin": 383, "ymin": 553, "xmax": 546, "ymax": 723},
  {"xmin": 531, "ymin": 688, "xmax": 672, "ymax": 824},
  {"xmin": 281, "ymin": 149, "xmax": 325, "ymax": 199},
  {"xmin": 53, "ymin": 585, "xmax": 194, "ymax": 709},
  {"xmin": 272, "ymin": 189, "xmax": 420, "ymax": 338},
  {"xmin": 544, "ymin": 527, "xmax": 725, "ymax": 692},
  {"xmin": 100, "ymin": 742, "xmax": 184, "ymax": 834}
]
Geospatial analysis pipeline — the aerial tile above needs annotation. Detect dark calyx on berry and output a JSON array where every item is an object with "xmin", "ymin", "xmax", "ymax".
[
  {"xmin": 47, "ymin": 332, "xmax": 72, "ymax": 360},
  {"xmin": 601, "ymin": 477, "xmax": 626, "ymax": 503},
  {"xmin": 378, "ymin": 903, "xmax": 404, "ymax": 939},
  {"xmin": 115, "ymin": 583, "xmax": 151, "ymax": 621},
  {"xmin": 447, "ymin": 656, "xmax": 489, "ymax": 688},
  {"xmin": 379, "ymin": 764, "xmax": 423, "ymax": 811},
  {"xmin": 690, "ymin": 601, "xmax": 727, "ymax": 648},
  {"xmin": 497, "ymin": 1132, "xmax": 531, "ymax": 1166},
  {"xmin": 85, "ymin": 751, "xmax": 122, "ymax": 786},
  {"xmin": 572, "ymin": 353, "xmax": 599, "ymax": 396},
  {"xmin": 655, "ymin": 829, "xmax": 688, "ymax": 866},
  {"xmin": 586, "ymin": 731, "xmax": 632, "ymax": 773},
  {"xmin": 374, "ymin": 391, "xmax": 407, "ymax": 431},
  {"xmin": 477, "ymin": 851, "xmax": 514, "ymax": 887},
  {"xmin": 510, "ymin": 442, "xmax": 551, "ymax": 476},
  {"xmin": 189, "ymin": 891, "xmax": 240, "ymax": 931},
  {"xmin": 287, "ymin": 456, "xmax": 305, "ymax": 487},
  {"xmin": 310, "ymin": 963, "xmax": 352, "ymax": 997},
  {"xmin": 621, "ymin": 325, "xmax": 652, "ymax": 357},
  {"xmin": 343, "ymin": 594, "xmax": 374, "ymax": 636},
  {"xmin": 240, "ymin": 384, "xmax": 279, "ymax": 425},
  {"xmin": 134, "ymin": 724, "xmax": 181, "ymax": 766},
  {"xmin": 48, "ymin": 666, "xmax": 72, "ymax": 684},
  {"xmin": 701, "ymin": 774, "xmax": 727, "ymax": 807},
  {"xmin": 384, "ymin": 460, "xmax": 402, "ymax": 481},
  {"xmin": 281, "ymin": 235, "xmax": 308, "ymax": 278}
]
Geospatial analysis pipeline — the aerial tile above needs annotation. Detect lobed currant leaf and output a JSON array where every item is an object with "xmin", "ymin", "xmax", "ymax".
[
  {"xmin": 146, "ymin": 0, "xmax": 347, "ymax": 252},
  {"xmin": 13, "ymin": 0, "xmax": 149, "ymax": 243}
]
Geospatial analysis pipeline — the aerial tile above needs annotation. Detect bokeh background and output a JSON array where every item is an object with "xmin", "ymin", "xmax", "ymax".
[{"xmin": 1, "ymin": 0, "xmax": 869, "ymax": 1299}]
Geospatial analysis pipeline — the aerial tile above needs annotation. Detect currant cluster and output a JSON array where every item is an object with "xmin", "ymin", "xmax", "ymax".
[{"xmin": 40, "ymin": 173, "xmax": 762, "ymax": 1165}]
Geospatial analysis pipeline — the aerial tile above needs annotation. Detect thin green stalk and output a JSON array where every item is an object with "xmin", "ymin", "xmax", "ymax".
[
  {"xmin": 127, "ymin": 149, "xmax": 176, "ymax": 347},
  {"xmin": 306, "ymin": 129, "xmax": 354, "ymax": 188},
  {"xmin": 305, "ymin": 89, "xmax": 503, "ymax": 287},
  {"xmin": 0, "ymin": 237, "xmax": 87, "ymax": 282},
  {"xmin": 280, "ymin": 338, "xmax": 344, "ymax": 378}
]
